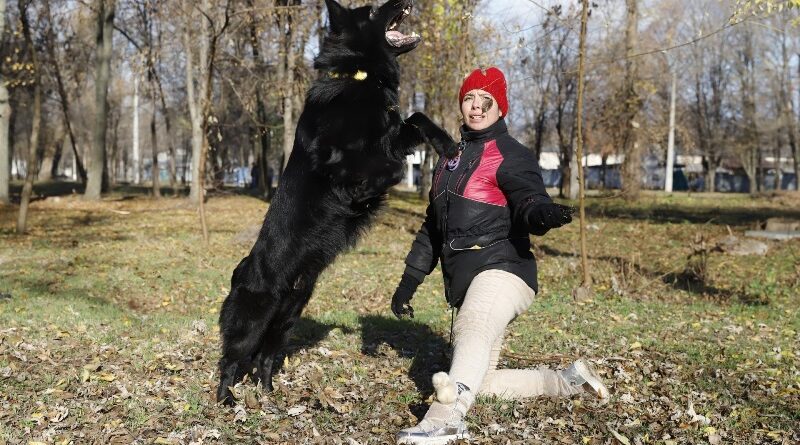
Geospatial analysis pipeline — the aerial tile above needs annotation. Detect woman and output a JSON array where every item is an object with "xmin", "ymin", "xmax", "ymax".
[{"xmin": 392, "ymin": 67, "xmax": 609, "ymax": 444}]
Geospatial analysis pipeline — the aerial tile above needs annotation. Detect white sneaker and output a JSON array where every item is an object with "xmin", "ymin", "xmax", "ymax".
[
  {"xmin": 397, "ymin": 374, "xmax": 473, "ymax": 444},
  {"xmin": 395, "ymin": 418, "xmax": 470, "ymax": 445},
  {"xmin": 561, "ymin": 359, "xmax": 610, "ymax": 401}
]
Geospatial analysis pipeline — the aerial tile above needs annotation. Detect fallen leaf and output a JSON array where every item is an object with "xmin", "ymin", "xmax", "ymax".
[
  {"xmin": 287, "ymin": 405, "xmax": 307, "ymax": 417},
  {"xmin": 607, "ymin": 424, "xmax": 631, "ymax": 445}
]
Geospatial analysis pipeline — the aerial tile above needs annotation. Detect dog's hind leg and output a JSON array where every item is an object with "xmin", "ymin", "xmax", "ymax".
[
  {"xmin": 216, "ymin": 355, "xmax": 241, "ymax": 406},
  {"xmin": 256, "ymin": 327, "xmax": 292, "ymax": 392},
  {"xmin": 256, "ymin": 282, "xmax": 315, "ymax": 392}
]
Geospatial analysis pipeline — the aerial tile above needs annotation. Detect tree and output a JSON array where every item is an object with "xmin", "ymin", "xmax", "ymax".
[
  {"xmin": 183, "ymin": 0, "xmax": 232, "ymax": 243},
  {"xmin": 16, "ymin": 0, "xmax": 42, "ymax": 233},
  {"xmin": 574, "ymin": 0, "xmax": 591, "ymax": 295},
  {"xmin": 734, "ymin": 23, "xmax": 760, "ymax": 192},
  {"xmin": 42, "ymin": 0, "xmax": 88, "ymax": 185},
  {"xmin": 85, "ymin": 0, "xmax": 116, "ymax": 199},
  {"xmin": 620, "ymin": 0, "xmax": 643, "ymax": 199},
  {"xmin": 774, "ymin": 15, "xmax": 798, "ymax": 185},
  {"xmin": 0, "ymin": 0, "xmax": 9, "ymax": 204}
]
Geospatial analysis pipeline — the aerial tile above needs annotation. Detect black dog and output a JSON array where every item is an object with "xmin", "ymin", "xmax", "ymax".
[{"xmin": 216, "ymin": 0, "xmax": 455, "ymax": 405}]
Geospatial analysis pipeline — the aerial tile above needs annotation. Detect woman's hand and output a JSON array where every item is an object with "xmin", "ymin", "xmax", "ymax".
[
  {"xmin": 391, "ymin": 272, "xmax": 420, "ymax": 319},
  {"xmin": 526, "ymin": 202, "xmax": 575, "ymax": 234}
]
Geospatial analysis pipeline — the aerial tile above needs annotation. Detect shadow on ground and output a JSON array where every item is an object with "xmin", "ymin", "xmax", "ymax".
[
  {"xmin": 7, "ymin": 180, "xmax": 270, "ymax": 203},
  {"xmin": 584, "ymin": 202, "xmax": 800, "ymax": 227},
  {"xmin": 359, "ymin": 314, "xmax": 451, "ymax": 419}
]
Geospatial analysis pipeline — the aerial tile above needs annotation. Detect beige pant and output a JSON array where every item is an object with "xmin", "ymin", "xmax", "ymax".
[{"xmin": 449, "ymin": 269, "xmax": 580, "ymax": 401}]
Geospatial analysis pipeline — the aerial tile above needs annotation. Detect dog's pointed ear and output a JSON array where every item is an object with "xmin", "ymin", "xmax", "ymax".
[{"xmin": 325, "ymin": 0, "xmax": 347, "ymax": 33}]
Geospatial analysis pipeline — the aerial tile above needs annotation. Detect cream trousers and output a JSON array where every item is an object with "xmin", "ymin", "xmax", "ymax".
[{"xmin": 449, "ymin": 269, "xmax": 580, "ymax": 401}]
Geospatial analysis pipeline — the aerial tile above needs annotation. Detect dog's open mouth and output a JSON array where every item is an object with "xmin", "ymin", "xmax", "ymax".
[{"xmin": 385, "ymin": 4, "xmax": 420, "ymax": 49}]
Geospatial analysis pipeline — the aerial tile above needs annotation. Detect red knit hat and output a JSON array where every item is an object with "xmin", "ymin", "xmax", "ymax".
[{"xmin": 459, "ymin": 67, "xmax": 508, "ymax": 116}]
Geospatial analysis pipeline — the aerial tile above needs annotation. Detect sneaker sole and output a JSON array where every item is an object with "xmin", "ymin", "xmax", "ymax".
[{"xmin": 396, "ymin": 432, "xmax": 470, "ymax": 445}]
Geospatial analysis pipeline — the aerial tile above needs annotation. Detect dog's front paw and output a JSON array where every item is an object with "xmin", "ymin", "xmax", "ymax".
[
  {"xmin": 427, "ymin": 134, "xmax": 458, "ymax": 158},
  {"xmin": 216, "ymin": 385, "xmax": 237, "ymax": 407}
]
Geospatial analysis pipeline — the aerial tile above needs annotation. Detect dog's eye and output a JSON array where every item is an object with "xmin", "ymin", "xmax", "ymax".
[{"xmin": 369, "ymin": 8, "xmax": 377, "ymax": 19}]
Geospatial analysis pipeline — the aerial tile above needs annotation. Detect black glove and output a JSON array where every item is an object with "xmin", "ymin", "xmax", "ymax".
[
  {"xmin": 525, "ymin": 202, "xmax": 575, "ymax": 234},
  {"xmin": 391, "ymin": 272, "xmax": 421, "ymax": 319}
]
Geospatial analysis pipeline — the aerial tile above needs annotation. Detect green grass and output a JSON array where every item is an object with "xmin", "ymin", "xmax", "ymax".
[{"xmin": 0, "ymin": 189, "xmax": 798, "ymax": 444}]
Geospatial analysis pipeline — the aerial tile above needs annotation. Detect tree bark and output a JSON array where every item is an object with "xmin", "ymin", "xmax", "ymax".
[
  {"xmin": 0, "ymin": 0, "xmax": 9, "ymax": 205},
  {"xmin": 132, "ymin": 76, "xmax": 141, "ymax": 183},
  {"xmin": 38, "ymin": 128, "xmax": 65, "ymax": 181},
  {"xmin": 150, "ymin": 86, "xmax": 161, "ymax": 197},
  {"xmin": 109, "ymin": 112, "xmax": 119, "ymax": 184},
  {"xmin": 17, "ymin": 0, "xmax": 42, "ymax": 233},
  {"xmin": 0, "ymin": 111, "xmax": 9, "ymax": 206},
  {"xmin": 41, "ymin": 0, "xmax": 87, "ymax": 184},
  {"xmin": 185, "ymin": 3, "xmax": 209, "ymax": 204},
  {"xmin": 153, "ymin": 70, "xmax": 177, "ymax": 191},
  {"xmin": 185, "ymin": 0, "xmax": 231, "ymax": 242},
  {"xmin": 85, "ymin": 0, "xmax": 116, "ymax": 199},
  {"xmin": 279, "ymin": 6, "xmax": 296, "ymax": 171},
  {"xmin": 779, "ymin": 32, "xmax": 796, "ymax": 190},
  {"xmin": 620, "ymin": 0, "xmax": 642, "ymax": 199},
  {"xmin": 575, "ymin": 0, "xmax": 591, "ymax": 287},
  {"xmin": 248, "ymin": 0, "xmax": 272, "ymax": 199},
  {"xmin": 738, "ymin": 25, "xmax": 759, "ymax": 193}
]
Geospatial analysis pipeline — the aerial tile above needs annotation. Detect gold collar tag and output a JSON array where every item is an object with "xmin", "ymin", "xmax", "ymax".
[{"xmin": 328, "ymin": 70, "xmax": 368, "ymax": 81}]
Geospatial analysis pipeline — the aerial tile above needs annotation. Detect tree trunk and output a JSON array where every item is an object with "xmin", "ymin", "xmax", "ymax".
[
  {"xmin": 779, "ymin": 35, "xmax": 796, "ymax": 190},
  {"xmin": 185, "ymin": 12, "xmax": 207, "ymax": 204},
  {"xmin": 38, "ymin": 129, "xmax": 65, "ymax": 181},
  {"xmin": 132, "ymin": 76, "xmax": 141, "ymax": 184},
  {"xmin": 280, "ymin": 7, "xmax": 296, "ymax": 171},
  {"xmin": 43, "ymin": 0, "xmax": 87, "ymax": 185},
  {"xmin": 153, "ymin": 75, "xmax": 176, "ymax": 191},
  {"xmin": 532, "ymin": 99, "xmax": 547, "ymax": 163},
  {"xmin": 51, "ymin": 137, "xmax": 63, "ymax": 179},
  {"xmin": 85, "ymin": 0, "xmax": 115, "ymax": 199},
  {"xmin": 419, "ymin": 146, "xmax": 433, "ymax": 200},
  {"xmin": 150, "ymin": 88, "xmax": 161, "ymax": 197},
  {"xmin": 17, "ymin": 0, "xmax": 42, "ymax": 233},
  {"xmin": 738, "ymin": 26, "xmax": 759, "ymax": 194},
  {"xmin": 575, "ymin": 0, "xmax": 591, "ymax": 288},
  {"xmin": 620, "ymin": 0, "xmax": 642, "ymax": 199},
  {"xmin": 249, "ymin": 0, "xmax": 272, "ymax": 199},
  {"xmin": 109, "ymin": 113, "xmax": 119, "ymax": 185},
  {"xmin": 0, "ymin": 13, "xmax": 9, "ymax": 205}
]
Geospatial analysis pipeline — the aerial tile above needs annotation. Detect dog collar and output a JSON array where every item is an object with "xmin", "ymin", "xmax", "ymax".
[{"xmin": 328, "ymin": 70, "xmax": 368, "ymax": 81}]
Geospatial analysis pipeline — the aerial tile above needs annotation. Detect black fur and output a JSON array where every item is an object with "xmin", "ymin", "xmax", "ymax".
[{"xmin": 216, "ymin": 0, "xmax": 455, "ymax": 405}]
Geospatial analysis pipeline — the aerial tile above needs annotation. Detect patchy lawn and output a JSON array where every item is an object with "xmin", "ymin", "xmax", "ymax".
[{"xmin": 0, "ymin": 189, "xmax": 798, "ymax": 444}]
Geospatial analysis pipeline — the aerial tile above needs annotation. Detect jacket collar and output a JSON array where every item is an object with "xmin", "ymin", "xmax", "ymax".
[{"xmin": 460, "ymin": 118, "xmax": 508, "ymax": 143}]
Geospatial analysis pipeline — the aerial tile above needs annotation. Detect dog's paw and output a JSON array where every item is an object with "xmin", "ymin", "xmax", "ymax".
[
  {"xmin": 432, "ymin": 372, "xmax": 457, "ymax": 404},
  {"xmin": 216, "ymin": 387, "xmax": 237, "ymax": 407},
  {"xmin": 427, "ymin": 132, "xmax": 458, "ymax": 158}
]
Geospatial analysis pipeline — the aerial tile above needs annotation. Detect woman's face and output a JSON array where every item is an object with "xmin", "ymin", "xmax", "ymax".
[{"xmin": 461, "ymin": 88, "xmax": 502, "ymax": 131}]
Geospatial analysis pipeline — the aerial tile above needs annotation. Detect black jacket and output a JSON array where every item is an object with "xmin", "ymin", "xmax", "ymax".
[{"xmin": 403, "ymin": 118, "xmax": 553, "ymax": 307}]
